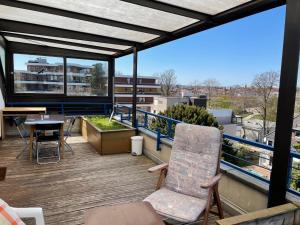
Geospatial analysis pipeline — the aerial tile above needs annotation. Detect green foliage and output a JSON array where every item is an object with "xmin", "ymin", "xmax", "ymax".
[
  {"xmin": 290, "ymin": 162, "xmax": 300, "ymax": 192},
  {"xmin": 85, "ymin": 116, "xmax": 127, "ymax": 131},
  {"xmin": 150, "ymin": 104, "xmax": 219, "ymax": 137},
  {"xmin": 293, "ymin": 141, "xmax": 300, "ymax": 153},
  {"xmin": 210, "ymin": 96, "xmax": 256, "ymax": 115},
  {"xmin": 222, "ymin": 141, "xmax": 259, "ymax": 167},
  {"xmin": 91, "ymin": 63, "xmax": 107, "ymax": 95}
]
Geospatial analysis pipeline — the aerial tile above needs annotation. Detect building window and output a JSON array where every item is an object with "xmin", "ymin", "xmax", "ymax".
[
  {"xmin": 13, "ymin": 54, "xmax": 64, "ymax": 94},
  {"xmin": 139, "ymin": 97, "xmax": 145, "ymax": 103},
  {"xmin": 67, "ymin": 58, "xmax": 108, "ymax": 96}
]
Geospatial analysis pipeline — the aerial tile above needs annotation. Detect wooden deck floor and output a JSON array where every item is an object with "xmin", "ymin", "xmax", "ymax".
[{"xmin": 0, "ymin": 136, "xmax": 228, "ymax": 225}]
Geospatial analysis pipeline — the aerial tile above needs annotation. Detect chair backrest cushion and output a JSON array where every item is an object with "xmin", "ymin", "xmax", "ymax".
[
  {"xmin": 165, "ymin": 123, "xmax": 221, "ymax": 199},
  {"xmin": 0, "ymin": 199, "xmax": 25, "ymax": 225}
]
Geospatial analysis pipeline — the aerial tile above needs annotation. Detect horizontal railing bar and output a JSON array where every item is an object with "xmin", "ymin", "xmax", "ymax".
[
  {"xmin": 222, "ymin": 144, "xmax": 271, "ymax": 161},
  {"xmin": 115, "ymin": 104, "xmax": 300, "ymax": 196},
  {"xmin": 222, "ymin": 152, "xmax": 271, "ymax": 170},
  {"xmin": 223, "ymin": 134, "xmax": 274, "ymax": 151}
]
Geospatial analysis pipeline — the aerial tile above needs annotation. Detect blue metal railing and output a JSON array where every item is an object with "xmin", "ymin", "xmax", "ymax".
[
  {"xmin": 7, "ymin": 102, "xmax": 112, "ymax": 115},
  {"xmin": 115, "ymin": 104, "xmax": 181, "ymax": 149},
  {"xmin": 114, "ymin": 104, "xmax": 300, "ymax": 197}
]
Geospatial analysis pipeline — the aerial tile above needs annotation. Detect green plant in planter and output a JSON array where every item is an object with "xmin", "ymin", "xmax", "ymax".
[{"xmin": 85, "ymin": 116, "xmax": 127, "ymax": 131}]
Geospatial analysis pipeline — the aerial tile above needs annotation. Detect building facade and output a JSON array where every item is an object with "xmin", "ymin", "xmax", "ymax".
[
  {"xmin": 114, "ymin": 75, "xmax": 161, "ymax": 111},
  {"xmin": 14, "ymin": 57, "xmax": 108, "ymax": 96}
]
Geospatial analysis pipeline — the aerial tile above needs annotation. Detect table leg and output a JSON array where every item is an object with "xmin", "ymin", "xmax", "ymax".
[
  {"xmin": 1, "ymin": 113, "xmax": 5, "ymax": 140},
  {"xmin": 60, "ymin": 123, "xmax": 64, "ymax": 159},
  {"xmin": 29, "ymin": 126, "xmax": 34, "ymax": 161}
]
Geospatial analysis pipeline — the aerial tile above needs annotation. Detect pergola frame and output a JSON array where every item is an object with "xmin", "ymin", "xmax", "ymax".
[{"xmin": 0, "ymin": 0, "xmax": 299, "ymax": 207}]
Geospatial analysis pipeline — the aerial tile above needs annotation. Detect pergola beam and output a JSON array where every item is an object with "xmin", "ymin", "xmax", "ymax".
[
  {"xmin": 114, "ymin": 0, "xmax": 285, "ymax": 58},
  {"xmin": 1, "ymin": 32, "xmax": 123, "ymax": 54},
  {"xmin": 268, "ymin": 0, "xmax": 300, "ymax": 207},
  {"xmin": 121, "ymin": 0, "xmax": 210, "ymax": 21},
  {"xmin": 0, "ymin": 0, "xmax": 167, "ymax": 36},
  {"xmin": 0, "ymin": 20, "xmax": 137, "ymax": 47},
  {"xmin": 7, "ymin": 41, "xmax": 112, "ymax": 61}
]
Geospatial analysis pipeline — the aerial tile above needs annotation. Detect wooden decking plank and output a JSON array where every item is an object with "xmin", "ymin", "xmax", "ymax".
[{"xmin": 0, "ymin": 136, "xmax": 228, "ymax": 225}]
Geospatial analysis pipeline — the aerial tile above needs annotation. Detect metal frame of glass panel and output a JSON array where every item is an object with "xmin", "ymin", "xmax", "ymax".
[{"xmin": 0, "ymin": 0, "xmax": 285, "ymax": 59}]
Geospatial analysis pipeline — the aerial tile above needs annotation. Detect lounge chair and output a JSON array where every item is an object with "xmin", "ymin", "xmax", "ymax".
[{"xmin": 144, "ymin": 123, "xmax": 224, "ymax": 225}]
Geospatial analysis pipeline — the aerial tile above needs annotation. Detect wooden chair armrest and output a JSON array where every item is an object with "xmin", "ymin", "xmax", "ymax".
[
  {"xmin": 201, "ymin": 174, "xmax": 222, "ymax": 189},
  {"xmin": 148, "ymin": 163, "xmax": 168, "ymax": 173}
]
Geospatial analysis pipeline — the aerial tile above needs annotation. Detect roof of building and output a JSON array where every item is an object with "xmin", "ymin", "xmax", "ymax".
[{"xmin": 208, "ymin": 109, "xmax": 233, "ymax": 118}]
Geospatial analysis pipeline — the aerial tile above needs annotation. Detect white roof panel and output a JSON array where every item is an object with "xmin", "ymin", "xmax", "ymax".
[
  {"xmin": 0, "ymin": 5, "xmax": 158, "ymax": 43},
  {"xmin": 155, "ymin": 0, "xmax": 252, "ymax": 15},
  {"xmin": 17, "ymin": 0, "xmax": 198, "ymax": 32},
  {"xmin": 5, "ymin": 36, "xmax": 116, "ymax": 55}
]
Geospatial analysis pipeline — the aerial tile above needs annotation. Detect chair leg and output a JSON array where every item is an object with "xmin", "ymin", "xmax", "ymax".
[
  {"xmin": 36, "ymin": 142, "xmax": 40, "ymax": 164},
  {"xmin": 65, "ymin": 142, "xmax": 74, "ymax": 154},
  {"xmin": 213, "ymin": 186, "xmax": 224, "ymax": 219},
  {"xmin": 203, "ymin": 189, "xmax": 213, "ymax": 225},
  {"xmin": 16, "ymin": 145, "xmax": 28, "ymax": 159}
]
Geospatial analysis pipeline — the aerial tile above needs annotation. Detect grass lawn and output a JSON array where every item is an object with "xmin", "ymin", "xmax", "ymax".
[{"xmin": 85, "ymin": 116, "xmax": 128, "ymax": 131}]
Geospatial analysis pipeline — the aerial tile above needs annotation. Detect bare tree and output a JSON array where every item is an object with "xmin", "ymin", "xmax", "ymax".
[
  {"xmin": 202, "ymin": 79, "xmax": 220, "ymax": 107},
  {"xmin": 252, "ymin": 71, "xmax": 279, "ymax": 137},
  {"xmin": 190, "ymin": 80, "xmax": 202, "ymax": 96},
  {"xmin": 159, "ymin": 69, "xmax": 177, "ymax": 96}
]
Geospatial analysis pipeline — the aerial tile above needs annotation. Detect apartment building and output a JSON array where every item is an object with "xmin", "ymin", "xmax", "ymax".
[
  {"xmin": 114, "ymin": 75, "xmax": 161, "ymax": 112},
  {"xmin": 13, "ymin": 57, "xmax": 108, "ymax": 96}
]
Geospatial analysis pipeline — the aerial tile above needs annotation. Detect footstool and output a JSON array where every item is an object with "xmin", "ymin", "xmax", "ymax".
[{"xmin": 85, "ymin": 202, "xmax": 165, "ymax": 225}]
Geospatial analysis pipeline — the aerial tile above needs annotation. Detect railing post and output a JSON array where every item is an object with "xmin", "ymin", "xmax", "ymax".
[
  {"xmin": 156, "ymin": 128, "xmax": 161, "ymax": 151},
  {"xmin": 167, "ymin": 120, "xmax": 172, "ymax": 139},
  {"xmin": 128, "ymin": 108, "xmax": 131, "ymax": 121},
  {"xmin": 144, "ymin": 113, "xmax": 148, "ymax": 128},
  {"xmin": 104, "ymin": 104, "xmax": 107, "ymax": 115},
  {"xmin": 287, "ymin": 155, "xmax": 293, "ymax": 190}
]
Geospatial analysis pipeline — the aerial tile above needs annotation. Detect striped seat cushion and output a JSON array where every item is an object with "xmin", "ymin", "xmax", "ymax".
[{"xmin": 0, "ymin": 199, "xmax": 25, "ymax": 225}]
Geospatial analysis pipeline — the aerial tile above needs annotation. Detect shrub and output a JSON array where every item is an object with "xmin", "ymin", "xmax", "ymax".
[{"xmin": 150, "ymin": 104, "xmax": 219, "ymax": 137}]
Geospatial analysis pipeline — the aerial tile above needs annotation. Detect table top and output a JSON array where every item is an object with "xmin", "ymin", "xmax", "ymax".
[
  {"xmin": 85, "ymin": 202, "xmax": 164, "ymax": 225},
  {"xmin": 25, "ymin": 114, "xmax": 64, "ymax": 125},
  {"xmin": 1, "ymin": 107, "xmax": 46, "ymax": 113}
]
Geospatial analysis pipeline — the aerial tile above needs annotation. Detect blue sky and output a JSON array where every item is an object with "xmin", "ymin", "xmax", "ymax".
[{"xmin": 116, "ymin": 6, "xmax": 286, "ymax": 86}]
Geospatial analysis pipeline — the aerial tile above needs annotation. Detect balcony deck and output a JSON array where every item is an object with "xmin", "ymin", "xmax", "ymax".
[{"xmin": 0, "ymin": 135, "xmax": 228, "ymax": 225}]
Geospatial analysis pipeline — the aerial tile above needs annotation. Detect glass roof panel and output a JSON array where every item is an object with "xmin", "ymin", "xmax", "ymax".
[
  {"xmin": 5, "ymin": 36, "xmax": 116, "ymax": 55},
  {"xmin": 155, "ymin": 0, "xmax": 252, "ymax": 15},
  {"xmin": 0, "ymin": 5, "xmax": 158, "ymax": 43},
  {"xmin": 3, "ymin": 32, "xmax": 131, "ymax": 50},
  {"xmin": 17, "ymin": 0, "xmax": 198, "ymax": 32}
]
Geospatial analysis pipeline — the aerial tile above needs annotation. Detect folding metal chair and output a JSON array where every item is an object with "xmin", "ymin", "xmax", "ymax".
[
  {"xmin": 64, "ymin": 116, "xmax": 77, "ymax": 154},
  {"xmin": 35, "ymin": 123, "xmax": 61, "ymax": 164},
  {"xmin": 13, "ymin": 117, "xmax": 31, "ymax": 159},
  {"xmin": 54, "ymin": 116, "xmax": 77, "ymax": 154}
]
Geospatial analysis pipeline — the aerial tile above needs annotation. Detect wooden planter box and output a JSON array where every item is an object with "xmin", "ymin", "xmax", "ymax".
[{"xmin": 81, "ymin": 117, "xmax": 136, "ymax": 155}]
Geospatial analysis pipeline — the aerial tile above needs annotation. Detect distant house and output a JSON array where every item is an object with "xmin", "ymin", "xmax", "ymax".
[
  {"xmin": 208, "ymin": 109, "xmax": 242, "ymax": 136},
  {"xmin": 208, "ymin": 109, "xmax": 234, "ymax": 125},
  {"xmin": 151, "ymin": 95, "xmax": 207, "ymax": 114}
]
